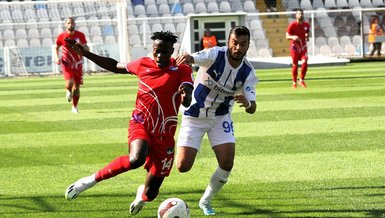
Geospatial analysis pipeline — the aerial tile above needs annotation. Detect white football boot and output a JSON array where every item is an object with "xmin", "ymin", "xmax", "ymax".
[
  {"xmin": 71, "ymin": 106, "xmax": 78, "ymax": 114},
  {"xmin": 65, "ymin": 174, "xmax": 96, "ymax": 200},
  {"xmin": 199, "ymin": 199, "xmax": 216, "ymax": 216},
  {"xmin": 130, "ymin": 184, "xmax": 146, "ymax": 215}
]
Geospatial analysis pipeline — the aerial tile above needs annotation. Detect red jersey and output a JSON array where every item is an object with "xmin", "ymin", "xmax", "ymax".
[
  {"xmin": 126, "ymin": 57, "xmax": 193, "ymax": 137},
  {"xmin": 287, "ymin": 20, "xmax": 310, "ymax": 50},
  {"xmin": 56, "ymin": 30, "xmax": 87, "ymax": 70}
]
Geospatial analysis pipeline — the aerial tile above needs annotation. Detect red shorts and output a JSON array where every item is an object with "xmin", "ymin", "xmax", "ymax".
[
  {"xmin": 290, "ymin": 44, "xmax": 308, "ymax": 64},
  {"xmin": 62, "ymin": 66, "xmax": 83, "ymax": 85},
  {"xmin": 128, "ymin": 121, "xmax": 175, "ymax": 177}
]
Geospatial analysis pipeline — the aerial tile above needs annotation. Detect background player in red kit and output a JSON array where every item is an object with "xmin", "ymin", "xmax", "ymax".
[
  {"xmin": 63, "ymin": 31, "xmax": 193, "ymax": 215},
  {"xmin": 55, "ymin": 17, "xmax": 88, "ymax": 113},
  {"xmin": 286, "ymin": 9, "xmax": 310, "ymax": 88}
]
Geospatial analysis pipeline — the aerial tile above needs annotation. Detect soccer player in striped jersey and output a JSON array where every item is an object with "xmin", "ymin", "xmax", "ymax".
[
  {"xmin": 63, "ymin": 31, "xmax": 193, "ymax": 215},
  {"xmin": 286, "ymin": 8, "xmax": 310, "ymax": 88},
  {"xmin": 175, "ymin": 25, "xmax": 258, "ymax": 215},
  {"xmin": 55, "ymin": 17, "xmax": 88, "ymax": 113}
]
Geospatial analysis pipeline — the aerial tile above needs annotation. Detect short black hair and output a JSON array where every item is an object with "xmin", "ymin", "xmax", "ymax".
[
  {"xmin": 228, "ymin": 26, "xmax": 250, "ymax": 40},
  {"xmin": 151, "ymin": 31, "xmax": 178, "ymax": 44},
  {"xmin": 296, "ymin": 8, "xmax": 304, "ymax": 13}
]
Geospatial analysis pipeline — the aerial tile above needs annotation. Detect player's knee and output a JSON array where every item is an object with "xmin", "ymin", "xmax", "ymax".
[
  {"xmin": 129, "ymin": 154, "xmax": 146, "ymax": 169},
  {"xmin": 219, "ymin": 161, "xmax": 233, "ymax": 172},
  {"xmin": 176, "ymin": 160, "xmax": 193, "ymax": 173}
]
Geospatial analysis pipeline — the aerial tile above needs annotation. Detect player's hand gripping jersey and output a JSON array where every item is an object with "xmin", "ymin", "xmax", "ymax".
[
  {"xmin": 127, "ymin": 57, "xmax": 193, "ymax": 137},
  {"xmin": 185, "ymin": 46, "xmax": 258, "ymax": 118}
]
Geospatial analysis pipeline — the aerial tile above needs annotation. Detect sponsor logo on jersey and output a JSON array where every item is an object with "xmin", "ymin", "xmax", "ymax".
[
  {"xmin": 214, "ymin": 85, "xmax": 231, "ymax": 95},
  {"xmin": 169, "ymin": 66, "xmax": 178, "ymax": 71},
  {"xmin": 166, "ymin": 147, "xmax": 174, "ymax": 155}
]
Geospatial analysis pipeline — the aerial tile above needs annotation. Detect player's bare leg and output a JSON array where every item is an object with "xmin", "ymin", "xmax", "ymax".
[
  {"xmin": 65, "ymin": 79, "xmax": 74, "ymax": 102},
  {"xmin": 72, "ymin": 84, "xmax": 80, "ymax": 113},
  {"xmin": 130, "ymin": 173, "xmax": 164, "ymax": 215},
  {"xmin": 299, "ymin": 57, "xmax": 308, "ymax": 88}
]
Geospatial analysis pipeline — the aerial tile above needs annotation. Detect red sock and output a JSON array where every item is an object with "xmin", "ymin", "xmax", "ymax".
[
  {"xmin": 73, "ymin": 95, "xmax": 79, "ymax": 108},
  {"xmin": 300, "ymin": 62, "xmax": 308, "ymax": 80},
  {"xmin": 292, "ymin": 64, "xmax": 298, "ymax": 83},
  {"xmin": 95, "ymin": 156, "xmax": 131, "ymax": 182}
]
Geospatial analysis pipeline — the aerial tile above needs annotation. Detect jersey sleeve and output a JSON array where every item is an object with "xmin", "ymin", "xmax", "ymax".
[
  {"xmin": 56, "ymin": 33, "xmax": 63, "ymax": 46},
  {"xmin": 191, "ymin": 47, "xmax": 217, "ymax": 67},
  {"xmin": 79, "ymin": 32, "xmax": 87, "ymax": 44},
  {"xmin": 243, "ymin": 70, "xmax": 258, "ymax": 102},
  {"xmin": 126, "ymin": 58, "xmax": 142, "ymax": 75},
  {"xmin": 287, "ymin": 22, "xmax": 293, "ymax": 35}
]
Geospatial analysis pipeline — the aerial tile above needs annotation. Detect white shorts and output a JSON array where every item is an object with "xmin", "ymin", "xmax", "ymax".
[{"xmin": 177, "ymin": 114, "xmax": 235, "ymax": 150}]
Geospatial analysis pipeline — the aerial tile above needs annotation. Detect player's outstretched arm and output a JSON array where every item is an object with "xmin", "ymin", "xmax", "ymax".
[{"xmin": 65, "ymin": 38, "xmax": 128, "ymax": 74}]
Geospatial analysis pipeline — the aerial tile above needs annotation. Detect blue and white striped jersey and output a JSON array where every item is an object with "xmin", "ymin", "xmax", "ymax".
[{"xmin": 184, "ymin": 46, "xmax": 258, "ymax": 118}]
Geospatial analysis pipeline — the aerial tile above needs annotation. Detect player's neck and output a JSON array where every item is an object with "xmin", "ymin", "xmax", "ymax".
[
  {"xmin": 66, "ymin": 30, "xmax": 75, "ymax": 35},
  {"xmin": 227, "ymin": 51, "xmax": 242, "ymax": 69}
]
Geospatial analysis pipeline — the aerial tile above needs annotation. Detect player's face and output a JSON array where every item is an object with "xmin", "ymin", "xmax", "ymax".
[
  {"xmin": 296, "ymin": 11, "xmax": 304, "ymax": 22},
  {"xmin": 65, "ymin": 19, "xmax": 75, "ymax": 31},
  {"xmin": 227, "ymin": 33, "xmax": 249, "ymax": 61},
  {"xmin": 153, "ymin": 39, "xmax": 174, "ymax": 68}
]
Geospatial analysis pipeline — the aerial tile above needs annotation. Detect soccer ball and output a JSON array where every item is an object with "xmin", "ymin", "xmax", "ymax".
[{"xmin": 157, "ymin": 197, "xmax": 190, "ymax": 218}]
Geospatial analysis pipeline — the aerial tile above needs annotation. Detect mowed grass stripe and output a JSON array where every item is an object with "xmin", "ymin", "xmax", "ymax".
[
  {"xmin": 0, "ymin": 86, "xmax": 138, "ymax": 99},
  {"xmin": 256, "ymin": 96, "xmax": 385, "ymax": 111},
  {"xmin": 0, "ymin": 108, "xmax": 131, "ymax": 122},
  {"xmin": 1, "ymin": 128, "xmax": 126, "ymax": 148},
  {"xmin": 234, "ymin": 149, "xmax": 385, "ymax": 183},
  {"xmin": 0, "ymin": 105, "xmax": 383, "ymax": 122},
  {"xmin": 0, "ymin": 94, "xmax": 136, "ymax": 106},
  {"xmin": 258, "ymin": 62, "xmax": 385, "ymax": 78},
  {"xmin": 257, "ymin": 85, "xmax": 385, "ymax": 95},
  {"xmin": 235, "ymin": 130, "xmax": 385, "ymax": 155},
  {"xmin": 2, "ymin": 129, "xmax": 383, "ymax": 168},
  {"xmin": 2, "ymin": 115, "xmax": 383, "ymax": 148},
  {"xmin": 2, "ymin": 94, "xmax": 384, "ymax": 114},
  {"xmin": 1, "ymin": 148, "xmax": 383, "ymax": 195},
  {"xmin": 235, "ymin": 116, "xmax": 385, "ymax": 137}
]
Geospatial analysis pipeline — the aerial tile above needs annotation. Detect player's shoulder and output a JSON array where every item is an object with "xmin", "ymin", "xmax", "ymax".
[
  {"xmin": 177, "ymin": 63, "xmax": 192, "ymax": 73},
  {"xmin": 75, "ymin": 30, "xmax": 86, "ymax": 37}
]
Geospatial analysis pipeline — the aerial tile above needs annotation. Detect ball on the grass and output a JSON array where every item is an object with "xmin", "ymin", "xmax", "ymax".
[{"xmin": 157, "ymin": 197, "xmax": 190, "ymax": 218}]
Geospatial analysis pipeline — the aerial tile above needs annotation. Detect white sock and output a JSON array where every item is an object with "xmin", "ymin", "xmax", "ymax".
[{"xmin": 200, "ymin": 167, "xmax": 230, "ymax": 203}]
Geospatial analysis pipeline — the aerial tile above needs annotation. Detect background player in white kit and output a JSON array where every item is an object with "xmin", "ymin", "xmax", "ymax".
[{"xmin": 175, "ymin": 25, "xmax": 258, "ymax": 215}]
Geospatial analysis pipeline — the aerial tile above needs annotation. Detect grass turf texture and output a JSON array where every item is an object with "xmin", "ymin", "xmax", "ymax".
[{"xmin": 1, "ymin": 62, "xmax": 384, "ymax": 217}]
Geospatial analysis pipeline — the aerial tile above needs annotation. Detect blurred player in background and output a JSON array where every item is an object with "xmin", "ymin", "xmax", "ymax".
[
  {"xmin": 55, "ymin": 17, "xmax": 88, "ymax": 113},
  {"xmin": 286, "ymin": 9, "xmax": 310, "ymax": 88},
  {"xmin": 63, "ymin": 31, "xmax": 193, "ymax": 216},
  {"xmin": 175, "ymin": 25, "xmax": 257, "ymax": 216}
]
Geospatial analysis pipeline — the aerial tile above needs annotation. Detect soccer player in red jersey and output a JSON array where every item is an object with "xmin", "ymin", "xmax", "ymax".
[
  {"xmin": 63, "ymin": 31, "xmax": 194, "ymax": 215},
  {"xmin": 55, "ymin": 17, "xmax": 88, "ymax": 113},
  {"xmin": 286, "ymin": 9, "xmax": 310, "ymax": 88}
]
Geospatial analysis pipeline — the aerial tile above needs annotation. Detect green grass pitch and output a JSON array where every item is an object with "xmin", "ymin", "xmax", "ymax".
[{"xmin": 1, "ymin": 62, "xmax": 385, "ymax": 217}]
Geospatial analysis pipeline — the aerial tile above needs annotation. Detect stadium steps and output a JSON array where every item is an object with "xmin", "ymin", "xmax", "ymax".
[
  {"xmin": 255, "ymin": 0, "xmax": 290, "ymax": 57},
  {"xmin": 261, "ymin": 17, "xmax": 290, "ymax": 57}
]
